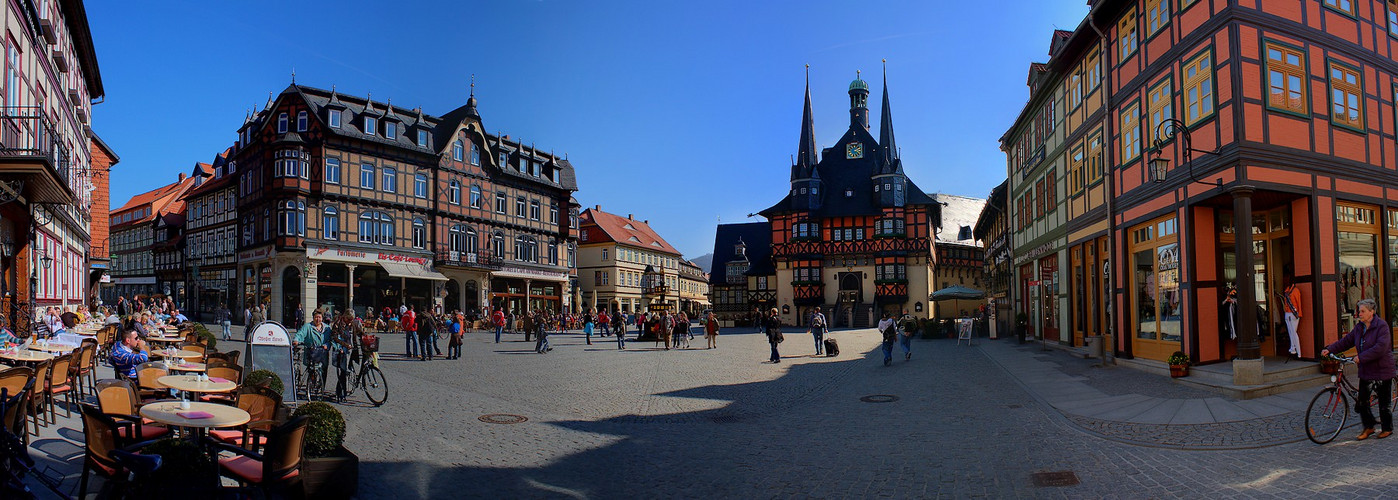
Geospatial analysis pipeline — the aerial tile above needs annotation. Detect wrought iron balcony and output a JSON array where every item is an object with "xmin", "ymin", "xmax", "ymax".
[
  {"xmin": 435, "ymin": 250, "xmax": 501, "ymax": 270},
  {"xmin": 0, "ymin": 106, "xmax": 72, "ymax": 204}
]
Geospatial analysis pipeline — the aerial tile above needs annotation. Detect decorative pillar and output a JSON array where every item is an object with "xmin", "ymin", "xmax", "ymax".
[
  {"xmin": 524, "ymin": 279, "xmax": 532, "ymax": 314},
  {"xmin": 346, "ymin": 264, "xmax": 357, "ymax": 315},
  {"xmin": 1231, "ymin": 185, "xmax": 1263, "ymax": 385}
]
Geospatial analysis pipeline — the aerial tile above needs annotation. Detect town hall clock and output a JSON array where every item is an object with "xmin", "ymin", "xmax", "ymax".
[{"xmin": 846, "ymin": 142, "xmax": 863, "ymax": 159}]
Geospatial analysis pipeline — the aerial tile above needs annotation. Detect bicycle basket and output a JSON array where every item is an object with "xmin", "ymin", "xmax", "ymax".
[{"xmin": 361, "ymin": 334, "xmax": 379, "ymax": 353}]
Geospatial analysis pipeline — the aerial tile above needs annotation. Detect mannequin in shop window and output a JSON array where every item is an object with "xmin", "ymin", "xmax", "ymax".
[
  {"xmin": 1221, "ymin": 284, "xmax": 1237, "ymax": 341},
  {"xmin": 1279, "ymin": 272, "xmax": 1302, "ymax": 357}
]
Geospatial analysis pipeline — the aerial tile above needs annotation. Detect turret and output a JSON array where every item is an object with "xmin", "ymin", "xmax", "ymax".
[{"xmin": 849, "ymin": 71, "xmax": 869, "ymax": 130}]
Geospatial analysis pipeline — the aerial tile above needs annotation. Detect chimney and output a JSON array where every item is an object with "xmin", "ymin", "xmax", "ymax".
[
  {"xmin": 644, "ymin": 220, "xmax": 649, "ymax": 224},
  {"xmin": 178, "ymin": 173, "xmax": 187, "ymax": 181},
  {"xmin": 594, "ymin": 205, "xmax": 600, "ymax": 211},
  {"xmin": 627, "ymin": 214, "xmax": 633, "ymax": 220}
]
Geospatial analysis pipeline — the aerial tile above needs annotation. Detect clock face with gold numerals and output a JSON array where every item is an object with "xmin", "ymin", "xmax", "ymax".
[{"xmin": 846, "ymin": 142, "xmax": 863, "ymax": 159}]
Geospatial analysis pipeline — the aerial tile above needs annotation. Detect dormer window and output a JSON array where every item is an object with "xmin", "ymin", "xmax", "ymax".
[
  {"xmin": 296, "ymin": 111, "xmax": 307, "ymax": 132},
  {"xmin": 364, "ymin": 116, "xmax": 377, "ymax": 136},
  {"xmin": 384, "ymin": 121, "xmax": 397, "ymax": 139},
  {"xmin": 277, "ymin": 113, "xmax": 288, "ymax": 133},
  {"xmin": 498, "ymin": 152, "xmax": 508, "ymax": 166},
  {"xmin": 417, "ymin": 129, "xmax": 429, "ymax": 147},
  {"xmin": 800, "ymin": 187, "xmax": 807, "ymax": 194},
  {"xmin": 328, "ymin": 110, "xmax": 341, "ymax": 129}
]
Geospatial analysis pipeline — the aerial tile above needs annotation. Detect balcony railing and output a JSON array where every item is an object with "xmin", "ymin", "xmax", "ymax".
[
  {"xmin": 0, "ymin": 106, "xmax": 72, "ymax": 203},
  {"xmin": 435, "ymin": 250, "xmax": 501, "ymax": 270}
]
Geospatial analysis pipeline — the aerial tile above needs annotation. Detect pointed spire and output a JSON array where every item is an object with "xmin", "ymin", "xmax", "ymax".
[
  {"xmin": 879, "ymin": 59, "xmax": 899, "ymax": 164},
  {"xmin": 265, "ymin": 91, "xmax": 274, "ymax": 111},
  {"xmin": 291, "ymin": 67, "xmax": 296, "ymax": 84},
  {"xmin": 795, "ymin": 64, "xmax": 818, "ymax": 176},
  {"xmin": 466, "ymin": 74, "xmax": 480, "ymax": 117}
]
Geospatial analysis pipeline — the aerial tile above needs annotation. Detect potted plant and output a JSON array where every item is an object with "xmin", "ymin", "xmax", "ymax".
[
  {"xmin": 245, "ymin": 369, "xmax": 285, "ymax": 396},
  {"xmin": 131, "ymin": 438, "xmax": 217, "ymax": 498},
  {"xmin": 294, "ymin": 401, "xmax": 358, "ymax": 499},
  {"xmin": 1167, "ymin": 351, "xmax": 1190, "ymax": 378},
  {"xmin": 191, "ymin": 323, "xmax": 217, "ymax": 350}
]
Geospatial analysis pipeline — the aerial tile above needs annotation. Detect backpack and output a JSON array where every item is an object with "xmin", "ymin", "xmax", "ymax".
[{"xmin": 881, "ymin": 322, "xmax": 897, "ymax": 343}]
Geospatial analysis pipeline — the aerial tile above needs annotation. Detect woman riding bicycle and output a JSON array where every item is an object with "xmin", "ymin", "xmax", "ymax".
[
  {"xmin": 1321, "ymin": 298, "xmax": 1396, "ymax": 440},
  {"xmin": 294, "ymin": 310, "xmax": 332, "ymax": 398}
]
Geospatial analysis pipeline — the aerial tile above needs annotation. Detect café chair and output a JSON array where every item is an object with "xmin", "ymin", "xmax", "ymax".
[
  {"xmin": 45, "ymin": 353, "xmax": 77, "ymax": 423},
  {"xmin": 199, "ymin": 365, "xmax": 244, "ymax": 405},
  {"xmin": 27, "ymin": 359, "xmax": 52, "ymax": 435},
  {"xmin": 0, "ymin": 374, "xmax": 34, "ymax": 447},
  {"xmin": 210, "ymin": 415, "xmax": 309, "ymax": 497},
  {"xmin": 209, "ymin": 385, "xmax": 282, "ymax": 451},
  {"xmin": 73, "ymin": 340, "xmax": 99, "ymax": 398},
  {"xmin": 135, "ymin": 362, "xmax": 170, "ymax": 402},
  {"xmin": 95, "ymin": 379, "xmax": 170, "ymax": 441},
  {"xmin": 78, "ymin": 404, "xmax": 161, "ymax": 499}
]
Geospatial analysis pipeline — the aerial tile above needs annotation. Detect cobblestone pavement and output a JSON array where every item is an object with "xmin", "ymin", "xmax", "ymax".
[{"xmin": 330, "ymin": 327, "xmax": 1398, "ymax": 498}]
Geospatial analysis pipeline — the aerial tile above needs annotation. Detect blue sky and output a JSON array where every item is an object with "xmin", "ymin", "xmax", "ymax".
[{"xmin": 92, "ymin": 0, "xmax": 1089, "ymax": 258}]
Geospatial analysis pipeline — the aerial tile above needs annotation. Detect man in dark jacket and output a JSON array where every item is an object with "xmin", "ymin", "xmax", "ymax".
[
  {"xmin": 1322, "ymin": 298, "xmax": 1397, "ymax": 440},
  {"xmin": 416, "ymin": 310, "xmax": 436, "ymax": 361}
]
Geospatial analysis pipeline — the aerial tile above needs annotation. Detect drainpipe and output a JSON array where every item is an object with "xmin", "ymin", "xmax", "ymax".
[{"xmin": 1087, "ymin": 9, "xmax": 1116, "ymax": 364}]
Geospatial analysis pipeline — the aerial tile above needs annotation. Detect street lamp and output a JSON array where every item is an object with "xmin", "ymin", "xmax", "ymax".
[{"xmin": 1148, "ymin": 118, "xmax": 1222, "ymax": 186}]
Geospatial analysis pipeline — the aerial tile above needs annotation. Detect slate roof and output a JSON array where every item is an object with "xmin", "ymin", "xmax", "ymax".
[
  {"xmin": 931, "ymin": 193, "xmax": 986, "ymax": 246},
  {"xmin": 758, "ymin": 126, "xmax": 938, "ymax": 219},
  {"xmin": 974, "ymin": 180, "xmax": 1008, "ymax": 241},
  {"xmin": 708, "ymin": 222, "xmax": 773, "ymax": 285},
  {"xmin": 184, "ymin": 148, "xmax": 237, "ymax": 198},
  {"xmin": 273, "ymin": 84, "xmax": 578, "ymax": 192},
  {"xmin": 579, "ymin": 208, "xmax": 681, "ymax": 256}
]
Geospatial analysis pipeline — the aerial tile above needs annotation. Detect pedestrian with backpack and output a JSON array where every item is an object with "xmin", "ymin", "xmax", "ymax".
[{"xmin": 809, "ymin": 306, "xmax": 828, "ymax": 356}]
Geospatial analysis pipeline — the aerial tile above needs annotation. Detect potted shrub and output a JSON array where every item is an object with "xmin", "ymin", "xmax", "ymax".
[
  {"xmin": 245, "ymin": 369, "xmax": 285, "ymax": 396},
  {"xmin": 294, "ymin": 401, "xmax": 358, "ymax": 499},
  {"xmin": 191, "ymin": 323, "xmax": 217, "ymax": 350},
  {"xmin": 131, "ymin": 438, "xmax": 217, "ymax": 498},
  {"xmin": 1167, "ymin": 351, "xmax": 1190, "ymax": 378}
]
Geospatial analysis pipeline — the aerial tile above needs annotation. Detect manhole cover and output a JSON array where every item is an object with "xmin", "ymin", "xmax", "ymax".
[
  {"xmin": 1031, "ymin": 471, "xmax": 1079, "ymax": 487},
  {"xmin": 709, "ymin": 414, "xmax": 741, "ymax": 424},
  {"xmin": 1006, "ymin": 404, "xmax": 1022, "ymax": 409},
  {"xmin": 478, "ymin": 414, "xmax": 529, "ymax": 424},
  {"xmin": 859, "ymin": 394, "xmax": 900, "ymax": 403}
]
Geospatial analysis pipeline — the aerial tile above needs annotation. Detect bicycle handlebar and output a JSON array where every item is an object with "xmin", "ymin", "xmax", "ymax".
[{"xmin": 1325, "ymin": 353, "xmax": 1355, "ymax": 363}]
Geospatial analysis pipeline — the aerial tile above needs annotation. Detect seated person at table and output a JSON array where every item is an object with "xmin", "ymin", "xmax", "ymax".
[
  {"xmin": 142, "ymin": 313, "xmax": 162, "ymax": 332},
  {"xmin": 61, "ymin": 309, "xmax": 80, "ymax": 330},
  {"xmin": 168, "ymin": 309, "xmax": 188, "ymax": 325},
  {"xmin": 110, "ymin": 330, "xmax": 151, "ymax": 380},
  {"xmin": 0, "ymin": 316, "xmax": 20, "ymax": 345},
  {"xmin": 104, "ymin": 310, "xmax": 122, "ymax": 326}
]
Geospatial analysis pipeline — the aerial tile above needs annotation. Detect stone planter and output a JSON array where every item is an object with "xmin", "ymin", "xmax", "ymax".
[
  {"xmin": 1168, "ymin": 364, "xmax": 1188, "ymax": 378},
  {"xmin": 302, "ymin": 445, "xmax": 359, "ymax": 499}
]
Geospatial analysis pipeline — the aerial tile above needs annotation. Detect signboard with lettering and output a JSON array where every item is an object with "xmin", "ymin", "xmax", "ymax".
[
  {"xmin": 247, "ymin": 322, "xmax": 297, "ymax": 402},
  {"xmin": 238, "ymin": 245, "xmax": 275, "ymax": 261},
  {"xmin": 307, "ymin": 245, "xmax": 432, "ymax": 267}
]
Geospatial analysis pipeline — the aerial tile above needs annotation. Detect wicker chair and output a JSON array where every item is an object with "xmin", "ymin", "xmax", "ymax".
[
  {"xmin": 78, "ymin": 404, "xmax": 160, "ymax": 499},
  {"xmin": 73, "ymin": 339, "xmax": 99, "ymax": 398},
  {"xmin": 211, "ymin": 415, "xmax": 308, "ymax": 497},
  {"xmin": 95, "ymin": 379, "xmax": 170, "ymax": 441},
  {"xmin": 27, "ymin": 359, "xmax": 52, "ymax": 435},
  {"xmin": 0, "ymin": 368, "xmax": 34, "ymax": 447},
  {"xmin": 210, "ymin": 385, "xmax": 283, "ymax": 452},
  {"xmin": 45, "ymin": 353, "xmax": 77, "ymax": 422},
  {"xmin": 135, "ymin": 361, "xmax": 170, "ymax": 401}
]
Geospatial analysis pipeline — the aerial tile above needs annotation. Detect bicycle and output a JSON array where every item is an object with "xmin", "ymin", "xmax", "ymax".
[
  {"xmin": 344, "ymin": 334, "xmax": 388, "ymax": 406},
  {"xmin": 1304, "ymin": 354, "xmax": 1398, "ymax": 444},
  {"xmin": 293, "ymin": 344, "xmax": 327, "ymax": 401}
]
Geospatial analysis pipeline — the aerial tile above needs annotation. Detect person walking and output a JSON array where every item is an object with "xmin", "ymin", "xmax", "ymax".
[
  {"xmin": 1321, "ymin": 298, "xmax": 1395, "ymax": 440},
  {"xmin": 809, "ymin": 307, "xmax": 828, "ymax": 356},
  {"xmin": 417, "ymin": 310, "xmax": 437, "ymax": 361},
  {"xmin": 673, "ymin": 312, "xmax": 689, "ymax": 349},
  {"xmin": 705, "ymin": 311, "xmax": 720, "ymax": 349},
  {"xmin": 448, "ymin": 312, "xmax": 464, "ymax": 359},
  {"xmin": 523, "ymin": 311, "xmax": 535, "ymax": 343},
  {"xmin": 250, "ymin": 305, "xmax": 265, "ymax": 328},
  {"xmin": 1282, "ymin": 274, "xmax": 1303, "ymax": 356},
  {"xmin": 598, "ymin": 309, "xmax": 611, "ymax": 337},
  {"xmin": 294, "ymin": 303, "xmax": 306, "ymax": 330},
  {"xmin": 898, "ymin": 310, "xmax": 916, "ymax": 361},
  {"xmin": 660, "ymin": 311, "xmax": 674, "ymax": 350},
  {"xmin": 492, "ymin": 307, "xmax": 506, "ymax": 343},
  {"xmin": 402, "ymin": 304, "xmax": 419, "ymax": 359},
  {"xmin": 217, "ymin": 304, "xmax": 233, "ymax": 340},
  {"xmin": 583, "ymin": 309, "xmax": 595, "ymax": 345},
  {"xmin": 764, "ymin": 308, "xmax": 783, "ymax": 363},
  {"xmin": 878, "ymin": 312, "xmax": 897, "ymax": 366},
  {"xmin": 430, "ymin": 309, "xmax": 445, "ymax": 358},
  {"xmin": 534, "ymin": 311, "xmax": 552, "ymax": 353},
  {"xmin": 614, "ymin": 310, "xmax": 627, "ymax": 350}
]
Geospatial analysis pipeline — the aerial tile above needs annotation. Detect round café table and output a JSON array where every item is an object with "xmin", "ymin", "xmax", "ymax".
[
  {"xmin": 26, "ymin": 343, "xmax": 79, "ymax": 354},
  {"xmin": 146, "ymin": 335, "xmax": 184, "ymax": 345},
  {"xmin": 153, "ymin": 349, "xmax": 202, "ymax": 360},
  {"xmin": 158, "ymin": 375, "xmax": 237, "ymax": 395},
  {"xmin": 139, "ymin": 400, "xmax": 250, "ymax": 441},
  {"xmin": 0, "ymin": 350, "xmax": 55, "ymax": 364},
  {"xmin": 167, "ymin": 361, "xmax": 207, "ymax": 373}
]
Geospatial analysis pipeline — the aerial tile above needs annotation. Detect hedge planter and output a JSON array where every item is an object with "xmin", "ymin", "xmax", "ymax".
[{"xmin": 302, "ymin": 445, "xmax": 359, "ymax": 499}]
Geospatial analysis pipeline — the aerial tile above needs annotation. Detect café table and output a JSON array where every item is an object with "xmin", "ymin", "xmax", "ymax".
[
  {"xmin": 166, "ymin": 361, "xmax": 207, "ymax": 373},
  {"xmin": 139, "ymin": 400, "xmax": 250, "ymax": 441},
  {"xmin": 26, "ymin": 343, "xmax": 79, "ymax": 354},
  {"xmin": 153, "ymin": 349, "xmax": 203, "ymax": 360},
  {"xmin": 0, "ymin": 350, "xmax": 55, "ymax": 364},
  {"xmin": 157, "ymin": 374, "xmax": 237, "ymax": 396}
]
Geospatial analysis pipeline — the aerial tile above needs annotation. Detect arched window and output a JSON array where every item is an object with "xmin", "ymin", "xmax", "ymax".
[
  {"xmin": 514, "ymin": 236, "xmax": 537, "ymax": 262},
  {"xmin": 491, "ymin": 232, "xmax": 505, "ymax": 258},
  {"xmin": 449, "ymin": 181, "xmax": 461, "ymax": 205},
  {"xmin": 470, "ymin": 143, "xmax": 480, "ymax": 165},
  {"xmin": 359, "ymin": 212, "xmax": 395, "ymax": 246},
  {"xmin": 412, "ymin": 218, "xmax": 426, "ymax": 249},
  {"xmin": 278, "ymin": 201, "xmax": 305, "ymax": 236},
  {"xmin": 469, "ymin": 185, "xmax": 482, "ymax": 208},
  {"xmin": 548, "ymin": 240, "xmax": 558, "ymax": 265},
  {"xmin": 453, "ymin": 140, "xmax": 464, "ymax": 161},
  {"xmin": 323, "ymin": 206, "xmax": 339, "ymax": 240},
  {"xmin": 277, "ymin": 112, "xmax": 288, "ymax": 133},
  {"xmin": 449, "ymin": 225, "xmax": 465, "ymax": 252}
]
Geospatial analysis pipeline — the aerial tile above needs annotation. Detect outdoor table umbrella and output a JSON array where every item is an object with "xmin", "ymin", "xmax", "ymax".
[{"xmin": 928, "ymin": 285, "xmax": 986, "ymax": 301}]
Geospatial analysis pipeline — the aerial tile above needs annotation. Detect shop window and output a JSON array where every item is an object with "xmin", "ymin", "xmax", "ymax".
[
  {"xmin": 1338, "ymin": 203, "xmax": 1379, "ymax": 333},
  {"xmin": 1130, "ymin": 216, "xmax": 1181, "ymax": 358}
]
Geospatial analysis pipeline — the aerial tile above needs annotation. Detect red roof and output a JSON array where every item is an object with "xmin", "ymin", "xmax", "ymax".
[
  {"xmin": 111, "ymin": 176, "xmax": 196, "ymax": 225},
  {"xmin": 579, "ymin": 208, "xmax": 680, "ymax": 256}
]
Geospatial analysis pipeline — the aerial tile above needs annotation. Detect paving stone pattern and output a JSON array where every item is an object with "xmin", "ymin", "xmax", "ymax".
[{"xmin": 329, "ymin": 327, "xmax": 1398, "ymax": 498}]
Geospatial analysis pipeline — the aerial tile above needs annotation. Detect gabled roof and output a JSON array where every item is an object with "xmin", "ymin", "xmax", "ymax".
[
  {"xmin": 112, "ymin": 175, "xmax": 195, "ymax": 218},
  {"xmin": 760, "ymin": 123, "xmax": 937, "ymax": 218},
  {"xmin": 708, "ymin": 222, "xmax": 773, "ymax": 285},
  {"xmin": 579, "ymin": 208, "xmax": 680, "ymax": 256},
  {"xmin": 184, "ymin": 148, "xmax": 238, "ymax": 198},
  {"xmin": 931, "ymin": 193, "xmax": 986, "ymax": 246},
  {"xmin": 974, "ymin": 180, "xmax": 1008, "ymax": 241}
]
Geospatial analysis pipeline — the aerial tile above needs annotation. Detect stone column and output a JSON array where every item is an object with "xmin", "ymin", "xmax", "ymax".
[
  {"xmin": 1231, "ymin": 185, "xmax": 1263, "ymax": 385},
  {"xmin": 346, "ymin": 264, "xmax": 357, "ymax": 315},
  {"xmin": 303, "ymin": 260, "xmax": 319, "ymax": 317},
  {"xmin": 524, "ymin": 279, "xmax": 532, "ymax": 314}
]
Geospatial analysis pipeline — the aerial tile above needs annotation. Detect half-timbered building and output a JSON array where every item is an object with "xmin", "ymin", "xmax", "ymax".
[{"xmin": 757, "ymin": 68, "xmax": 942, "ymax": 328}]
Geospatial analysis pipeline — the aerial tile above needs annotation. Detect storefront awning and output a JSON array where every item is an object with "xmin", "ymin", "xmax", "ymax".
[{"xmin": 379, "ymin": 262, "xmax": 449, "ymax": 281}]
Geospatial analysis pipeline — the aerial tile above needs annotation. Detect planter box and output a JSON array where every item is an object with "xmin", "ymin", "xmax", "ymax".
[
  {"xmin": 302, "ymin": 445, "xmax": 359, "ymax": 499},
  {"xmin": 1168, "ymin": 365, "xmax": 1188, "ymax": 378}
]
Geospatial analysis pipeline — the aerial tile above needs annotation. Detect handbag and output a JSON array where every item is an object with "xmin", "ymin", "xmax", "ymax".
[{"xmin": 772, "ymin": 330, "xmax": 784, "ymax": 344}]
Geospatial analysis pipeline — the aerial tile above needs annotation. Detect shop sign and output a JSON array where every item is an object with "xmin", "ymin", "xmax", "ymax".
[
  {"xmin": 495, "ymin": 265, "xmax": 568, "ymax": 281},
  {"xmin": 238, "ymin": 245, "xmax": 275, "ymax": 261},
  {"xmin": 99, "ymin": 274, "xmax": 111, "ymax": 284},
  {"xmin": 1013, "ymin": 242, "xmax": 1055, "ymax": 266},
  {"xmin": 307, "ymin": 245, "xmax": 431, "ymax": 268}
]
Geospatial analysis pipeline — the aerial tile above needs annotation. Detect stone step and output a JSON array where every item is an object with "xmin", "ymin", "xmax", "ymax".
[{"xmin": 1116, "ymin": 356, "xmax": 1329, "ymax": 399}]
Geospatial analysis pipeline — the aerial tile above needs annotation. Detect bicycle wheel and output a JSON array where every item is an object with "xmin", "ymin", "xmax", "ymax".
[
  {"xmin": 361, "ymin": 365, "xmax": 388, "ymax": 406},
  {"xmin": 1305, "ymin": 387, "xmax": 1348, "ymax": 444}
]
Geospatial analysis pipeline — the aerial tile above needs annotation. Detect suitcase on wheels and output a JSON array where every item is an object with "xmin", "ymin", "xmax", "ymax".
[{"xmin": 824, "ymin": 338, "xmax": 839, "ymax": 357}]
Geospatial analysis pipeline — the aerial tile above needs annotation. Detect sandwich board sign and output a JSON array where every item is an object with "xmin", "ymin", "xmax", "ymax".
[{"xmin": 247, "ymin": 321, "xmax": 297, "ymax": 402}]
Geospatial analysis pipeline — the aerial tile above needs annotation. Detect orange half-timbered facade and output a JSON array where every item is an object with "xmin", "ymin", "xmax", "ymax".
[
  {"xmin": 758, "ymin": 70, "xmax": 942, "ymax": 328},
  {"xmin": 1008, "ymin": 0, "xmax": 1398, "ymax": 365}
]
